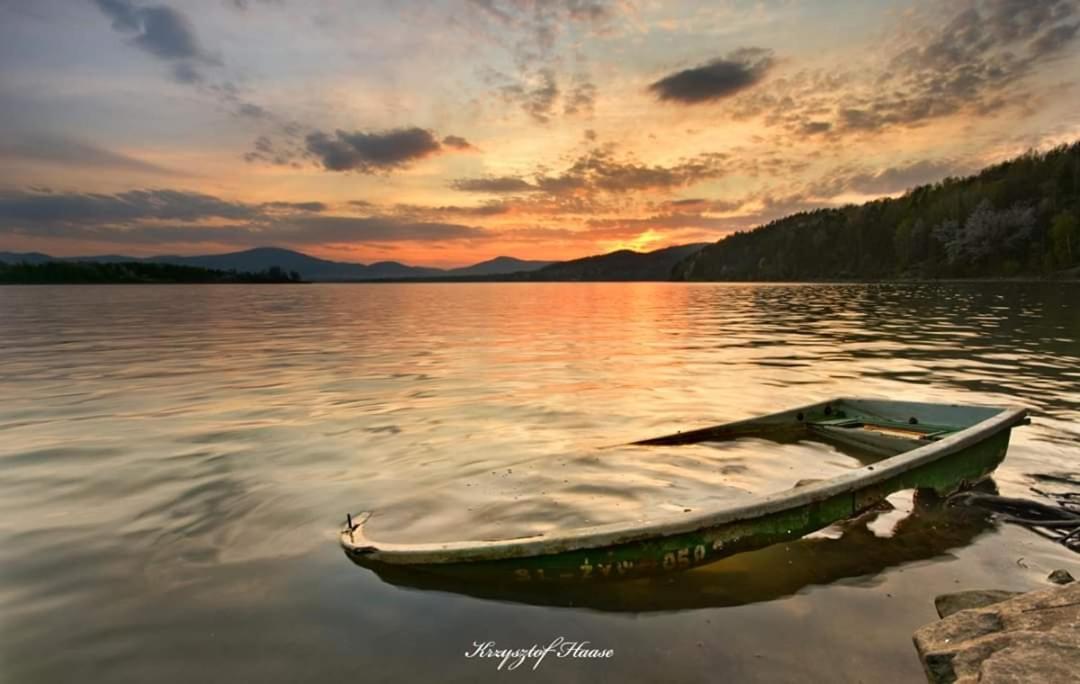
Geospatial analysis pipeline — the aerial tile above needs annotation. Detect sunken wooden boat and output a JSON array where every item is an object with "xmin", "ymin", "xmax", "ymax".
[
  {"xmin": 341, "ymin": 398, "xmax": 1027, "ymax": 582},
  {"xmin": 346, "ymin": 489, "xmax": 996, "ymax": 609}
]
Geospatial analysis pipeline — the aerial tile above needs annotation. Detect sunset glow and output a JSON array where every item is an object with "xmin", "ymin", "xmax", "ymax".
[{"xmin": 2, "ymin": 0, "xmax": 1080, "ymax": 266}]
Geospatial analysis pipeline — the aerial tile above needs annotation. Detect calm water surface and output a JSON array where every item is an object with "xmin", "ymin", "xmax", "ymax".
[{"xmin": 1, "ymin": 282, "xmax": 1078, "ymax": 682}]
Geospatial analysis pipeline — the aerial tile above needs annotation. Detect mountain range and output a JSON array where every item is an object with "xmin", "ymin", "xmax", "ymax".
[
  {"xmin": 0, "ymin": 247, "xmax": 554, "ymax": 281},
  {"xmin": 0, "ymin": 244, "xmax": 708, "ymax": 282}
]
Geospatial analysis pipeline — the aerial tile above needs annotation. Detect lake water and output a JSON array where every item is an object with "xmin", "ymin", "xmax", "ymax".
[{"xmin": 1, "ymin": 282, "xmax": 1078, "ymax": 683}]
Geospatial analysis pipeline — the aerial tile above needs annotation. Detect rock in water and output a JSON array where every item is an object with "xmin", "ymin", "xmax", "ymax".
[
  {"xmin": 933, "ymin": 590, "xmax": 1022, "ymax": 618},
  {"xmin": 1047, "ymin": 569, "xmax": 1075, "ymax": 585},
  {"xmin": 913, "ymin": 582, "xmax": 1080, "ymax": 683}
]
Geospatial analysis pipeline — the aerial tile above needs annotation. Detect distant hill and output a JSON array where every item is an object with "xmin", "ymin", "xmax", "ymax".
[
  {"xmin": 0, "ymin": 247, "xmax": 552, "ymax": 281},
  {"xmin": 129, "ymin": 248, "xmax": 445, "ymax": 280},
  {"xmin": 520, "ymin": 243, "xmax": 707, "ymax": 281},
  {"xmin": 0, "ymin": 251, "xmax": 53, "ymax": 265},
  {"xmin": 142, "ymin": 247, "xmax": 393, "ymax": 280},
  {"xmin": 446, "ymin": 256, "xmax": 554, "ymax": 277},
  {"xmin": 676, "ymin": 141, "xmax": 1080, "ymax": 281}
]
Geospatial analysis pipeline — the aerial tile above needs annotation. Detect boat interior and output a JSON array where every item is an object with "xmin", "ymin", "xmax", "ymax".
[{"xmin": 631, "ymin": 398, "xmax": 1007, "ymax": 458}]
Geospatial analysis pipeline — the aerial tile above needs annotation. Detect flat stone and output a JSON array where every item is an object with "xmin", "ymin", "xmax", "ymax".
[
  {"xmin": 978, "ymin": 636, "xmax": 1080, "ymax": 683},
  {"xmin": 934, "ymin": 590, "xmax": 1022, "ymax": 618},
  {"xmin": 914, "ymin": 582, "xmax": 1080, "ymax": 683},
  {"xmin": 1048, "ymin": 569, "xmax": 1075, "ymax": 585}
]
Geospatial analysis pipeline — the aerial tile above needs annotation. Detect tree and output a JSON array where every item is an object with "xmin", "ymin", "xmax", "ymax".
[
  {"xmin": 1049, "ymin": 211, "xmax": 1078, "ymax": 267},
  {"xmin": 932, "ymin": 200, "xmax": 1034, "ymax": 270},
  {"xmin": 893, "ymin": 219, "xmax": 913, "ymax": 269}
]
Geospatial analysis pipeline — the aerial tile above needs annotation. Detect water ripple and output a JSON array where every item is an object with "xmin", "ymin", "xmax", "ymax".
[{"xmin": 1, "ymin": 281, "xmax": 1077, "ymax": 681}]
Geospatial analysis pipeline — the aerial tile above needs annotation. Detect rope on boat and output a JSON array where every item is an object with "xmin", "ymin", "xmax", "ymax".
[{"xmin": 948, "ymin": 487, "xmax": 1080, "ymax": 555}]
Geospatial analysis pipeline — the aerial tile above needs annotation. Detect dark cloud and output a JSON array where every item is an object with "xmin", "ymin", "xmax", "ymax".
[
  {"xmin": 0, "ymin": 188, "xmax": 254, "ymax": 225},
  {"xmin": 564, "ymin": 80, "xmax": 597, "ymax": 116},
  {"xmin": 564, "ymin": 0, "xmax": 612, "ymax": 22},
  {"xmin": 0, "ymin": 217, "xmax": 485, "ymax": 247},
  {"xmin": 392, "ymin": 202, "xmax": 513, "ymax": 218},
  {"xmin": 466, "ymin": 2, "xmax": 612, "ymax": 124},
  {"xmin": 94, "ymin": 0, "xmax": 141, "ymax": 31},
  {"xmin": 466, "ymin": 0, "xmax": 515, "ymax": 24},
  {"xmin": 226, "ymin": 0, "xmax": 284, "ymax": 9},
  {"xmin": 245, "ymin": 135, "xmax": 274, "ymax": 158},
  {"xmin": 441, "ymin": 147, "xmax": 735, "ymax": 224},
  {"xmin": 94, "ymin": 0, "xmax": 218, "ymax": 84},
  {"xmin": 536, "ymin": 148, "xmax": 729, "ymax": 193},
  {"xmin": 726, "ymin": 1, "xmax": 1080, "ymax": 137},
  {"xmin": 171, "ymin": 62, "xmax": 203, "ymax": 84},
  {"xmin": 710, "ymin": 157, "xmax": 975, "ymax": 227},
  {"xmin": 0, "ymin": 188, "xmax": 486, "ymax": 247},
  {"xmin": 649, "ymin": 48, "xmax": 775, "ymax": 104},
  {"xmin": 449, "ymin": 148, "xmax": 730, "ymax": 218},
  {"xmin": 0, "ymin": 133, "xmax": 181, "ymax": 176},
  {"xmin": 756, "ymin": 193, "xmax": 825, "ymax": 218},
  {"xmin": 520, "ymin": 69, "xmax": 560, "ymax": 123},
  {"xmin": 260, "ymin": 201, "xmax": 327, "ymax": 213},
  {"xmin": 203, "ymin": 81, "xmax": 281, "ymax": 124},
  {"xmin": 441, "ymin": 135, "xmax": 473, "ymax": 150},
  {"xmin": 451, "ymin": 176, "xmax": 539, "ymax": 193},
  {"xmin": 897, "ymin": 1, "xmax": 1079, "ymax": 70},
  {"xmin": 483, "ymin": 62, "xmax": 600, "ymax": 124},
  {"xmin": 800, "ymin": 121, "xmax": 832, "ymax": 135},
  {"xmin": 466, "ymin": 0, "xmax": 617, "ymax": 51},
  {"xmin": 728, "ymin": 151, "xmax": 813, "ymax": 178},
  {"xmin": 845, "ymin": 160, "xmax": 968, "ymax": 195},
  {"xmin": 585, "ymin": 212, "xmax": 739, "ymax": 233},
  {"xmin": 94, "ymin": 0, "xmax": 211, "ymax": 61},
  {"xmin": 304, "ymin": 127, "xmax": 464, "ymax": 173},
  {"xmin": 493, "ymin": 226, "xmax": 583, "ymax": 243},
  {"xmin": 814, "ymin": 158, "xmax": 973, "ymax": 197},
  {"xmin": 236, "ymin": 102, "xmax": 270, "ymax": 119},
  {"xmin": 269, "ymin": 215, "xmax": 486, "ymax": 243},
  {"xmin": 445, "ymin": 202, "xmax": 511, "ymax": 216},
  {"xmin": 1031, "ymin": 19, "xmax": 1080, "ymax": 54},
  {"xmin": 131, "ymin": 6, "xmax": 204, "ymax": 60}
]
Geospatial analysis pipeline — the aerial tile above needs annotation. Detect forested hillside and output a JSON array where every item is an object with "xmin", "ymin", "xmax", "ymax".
[
  {"xmin": 676, "ymin": 142, "xmax": 1080, "ymax": 281},
  {"xmin": 523, "ymin": 243, "xmax": 706, "ymax": 281}
]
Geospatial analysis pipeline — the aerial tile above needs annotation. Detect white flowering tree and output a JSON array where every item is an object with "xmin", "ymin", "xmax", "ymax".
[{"xmin": 933, "ymin": 199, "xmax": 1036, "ymax": 266}]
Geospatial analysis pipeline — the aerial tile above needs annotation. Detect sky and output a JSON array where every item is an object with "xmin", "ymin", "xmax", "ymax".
[{"xmin": 1, "ymin": 0, "xmax": 1080, "ymax": 267}]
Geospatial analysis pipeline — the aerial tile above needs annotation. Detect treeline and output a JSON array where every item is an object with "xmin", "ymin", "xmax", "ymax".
[
  {"xmin": 0, "ymin": 261, "xmax": 304, "ymax": 284},
  {"xmin": 676, "ymin": 141, "xmax": 1080, "ymax": 280}
]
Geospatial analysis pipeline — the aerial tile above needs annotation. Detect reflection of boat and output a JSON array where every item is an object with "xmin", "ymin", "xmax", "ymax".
[
  {"xmin": 341, "ymin": 398, "xmax": 1027, "ymax": 582},
  {"xmin": 345, "ymin": 489, "xmax": 996, "ymax": 611}
]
